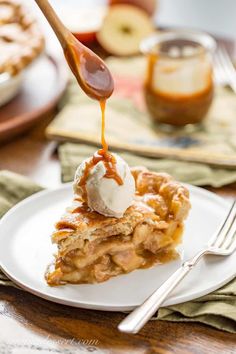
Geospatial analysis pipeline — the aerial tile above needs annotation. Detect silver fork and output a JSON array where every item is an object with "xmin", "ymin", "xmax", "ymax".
[
  {"xmin": 214, "ymin": 45, "xmax": 236, "ymax": 93},
  {"xmin": 118, "ymin": 200, "xmax": 236, "ymax": 334}
]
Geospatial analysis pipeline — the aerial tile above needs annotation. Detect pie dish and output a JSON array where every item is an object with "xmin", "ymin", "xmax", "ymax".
[
  {"xmin": 0, "ymin": 0, "xmax": 45, "ymax": 76},
  {"xmin": 46, "ymin": 167, "xmax": 191, "ymax": 285}
]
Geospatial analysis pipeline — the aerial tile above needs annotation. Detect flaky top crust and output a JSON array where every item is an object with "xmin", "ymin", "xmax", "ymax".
[
  {"xmin": 51, "ymin": 167, "xmax": 191, "ymax": 254},
  {"xmin": 0, "ymin": 0, "xmax": 45, "ymax": 75}
]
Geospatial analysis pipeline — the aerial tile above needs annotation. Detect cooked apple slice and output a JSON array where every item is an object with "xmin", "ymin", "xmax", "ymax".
[{"xmin": 97, "ymin": 5, "xmax": 154, "ymax": 56}]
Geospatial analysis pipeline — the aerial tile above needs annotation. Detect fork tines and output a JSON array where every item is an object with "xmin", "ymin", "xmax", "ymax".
[
  {"xmin": 209, "ymin": 200, "xmax": 236, "ymax": 253},
  {"xmin": 214, "ymin": 45, "xmax": 236, "ymax": 92}
]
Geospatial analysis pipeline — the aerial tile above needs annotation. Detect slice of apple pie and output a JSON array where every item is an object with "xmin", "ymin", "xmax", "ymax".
[{"xmin": 46, "ymin": 167, "xmax": 190, "ymax": 285}]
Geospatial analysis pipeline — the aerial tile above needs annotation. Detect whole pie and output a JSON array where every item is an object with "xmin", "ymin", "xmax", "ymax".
[
  {"xmin": 0, "ymin": 0, "xmax": 45, "ymax": 76},
  {"xmin": 46, "ymin": 167, "xmax": 191, "ymax": 285}
]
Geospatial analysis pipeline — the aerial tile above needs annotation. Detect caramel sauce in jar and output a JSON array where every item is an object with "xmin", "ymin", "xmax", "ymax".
[{"xmin": 141, "ymin": 34, "xmax": 216, "ymax": 126}]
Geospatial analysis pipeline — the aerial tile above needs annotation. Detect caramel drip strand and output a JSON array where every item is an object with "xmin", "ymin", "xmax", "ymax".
[
  {"xmin": 78, "ymin": 99, "xmax": 123, "ymax": 204},
  {"xmin": 100, "ymin": 99, "xmax": 108, "ymax": 152}
]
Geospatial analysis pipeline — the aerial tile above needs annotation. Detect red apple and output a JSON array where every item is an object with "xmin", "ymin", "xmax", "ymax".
[{"xmin": 109, "ymin": 0, "xmax": 157, "ymax": 16}]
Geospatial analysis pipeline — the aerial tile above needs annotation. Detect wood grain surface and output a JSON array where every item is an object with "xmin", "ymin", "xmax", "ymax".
[{"xmin": 0, "ymin": 118, "xmax": 236, "ymax": 354}]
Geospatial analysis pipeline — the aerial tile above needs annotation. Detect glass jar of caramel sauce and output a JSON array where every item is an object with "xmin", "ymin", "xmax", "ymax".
[{"xmin": 141, "ymin": 31, "xmax": 216, "ymax": 126}]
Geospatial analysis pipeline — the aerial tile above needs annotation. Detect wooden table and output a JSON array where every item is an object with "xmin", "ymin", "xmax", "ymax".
[{"xmin": 0, "ymin": 118, "xmax": 236, "ymax": 354}]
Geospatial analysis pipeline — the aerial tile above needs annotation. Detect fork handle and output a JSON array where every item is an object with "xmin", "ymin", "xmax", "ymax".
[{"xmin": 118, "ymin": 249, "xmax": 207, "ymax": 334}]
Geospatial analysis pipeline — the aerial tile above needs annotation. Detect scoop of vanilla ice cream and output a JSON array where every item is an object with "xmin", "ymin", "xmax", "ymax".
[{"xmin": 73, "ymin": 153, "xmax": 135, "ymax": 218}]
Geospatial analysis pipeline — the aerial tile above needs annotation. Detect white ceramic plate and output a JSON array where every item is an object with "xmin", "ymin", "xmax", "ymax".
[{"xmin": 0, "ymin": 184, "xmax": 235, "ymax": 311}]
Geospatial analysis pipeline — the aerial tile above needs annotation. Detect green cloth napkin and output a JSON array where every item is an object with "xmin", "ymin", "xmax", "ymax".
[
  {"xmin": 0, "ymin": 170, "xmax": 235, "ymax": 333},
  {"xmin": 0, "ymin": 170, "xmax": 43, "ymax": 218},
  {"xmin": 59, "ymin": 143, "xmax": 236, "ymax": 187}
]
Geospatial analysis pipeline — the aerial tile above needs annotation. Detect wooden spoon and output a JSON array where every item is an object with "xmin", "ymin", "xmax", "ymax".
[{"xmin": 35, "ymin": 0, "xmax": 114, "ymax": 100}]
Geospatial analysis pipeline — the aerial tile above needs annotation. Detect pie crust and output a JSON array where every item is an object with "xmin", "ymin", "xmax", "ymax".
[
  {"xmin": 46, "ymin": 167, "xmax": 191, "ymax": 285},
  {"xmin": 0, "ymin": 0, "xmax": 45, "ymax": 76}
]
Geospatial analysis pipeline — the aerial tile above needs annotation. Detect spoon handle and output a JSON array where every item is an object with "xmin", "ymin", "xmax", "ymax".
[{"xmin": 34, "ymin": 0, "xmax": 72, "ymax": 48}]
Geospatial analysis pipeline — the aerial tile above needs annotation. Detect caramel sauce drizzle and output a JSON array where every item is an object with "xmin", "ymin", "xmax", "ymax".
[
  {"xmin": 100, "ymin": 99, "xmax": 108, "ymax": 152},
  {"xmin": 78, "ymin": 100, "xmax": 123, "ymax": 201},
  {"xmin": 64, "ymin": 40, "xmax": 122, "ymax": 199}
]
